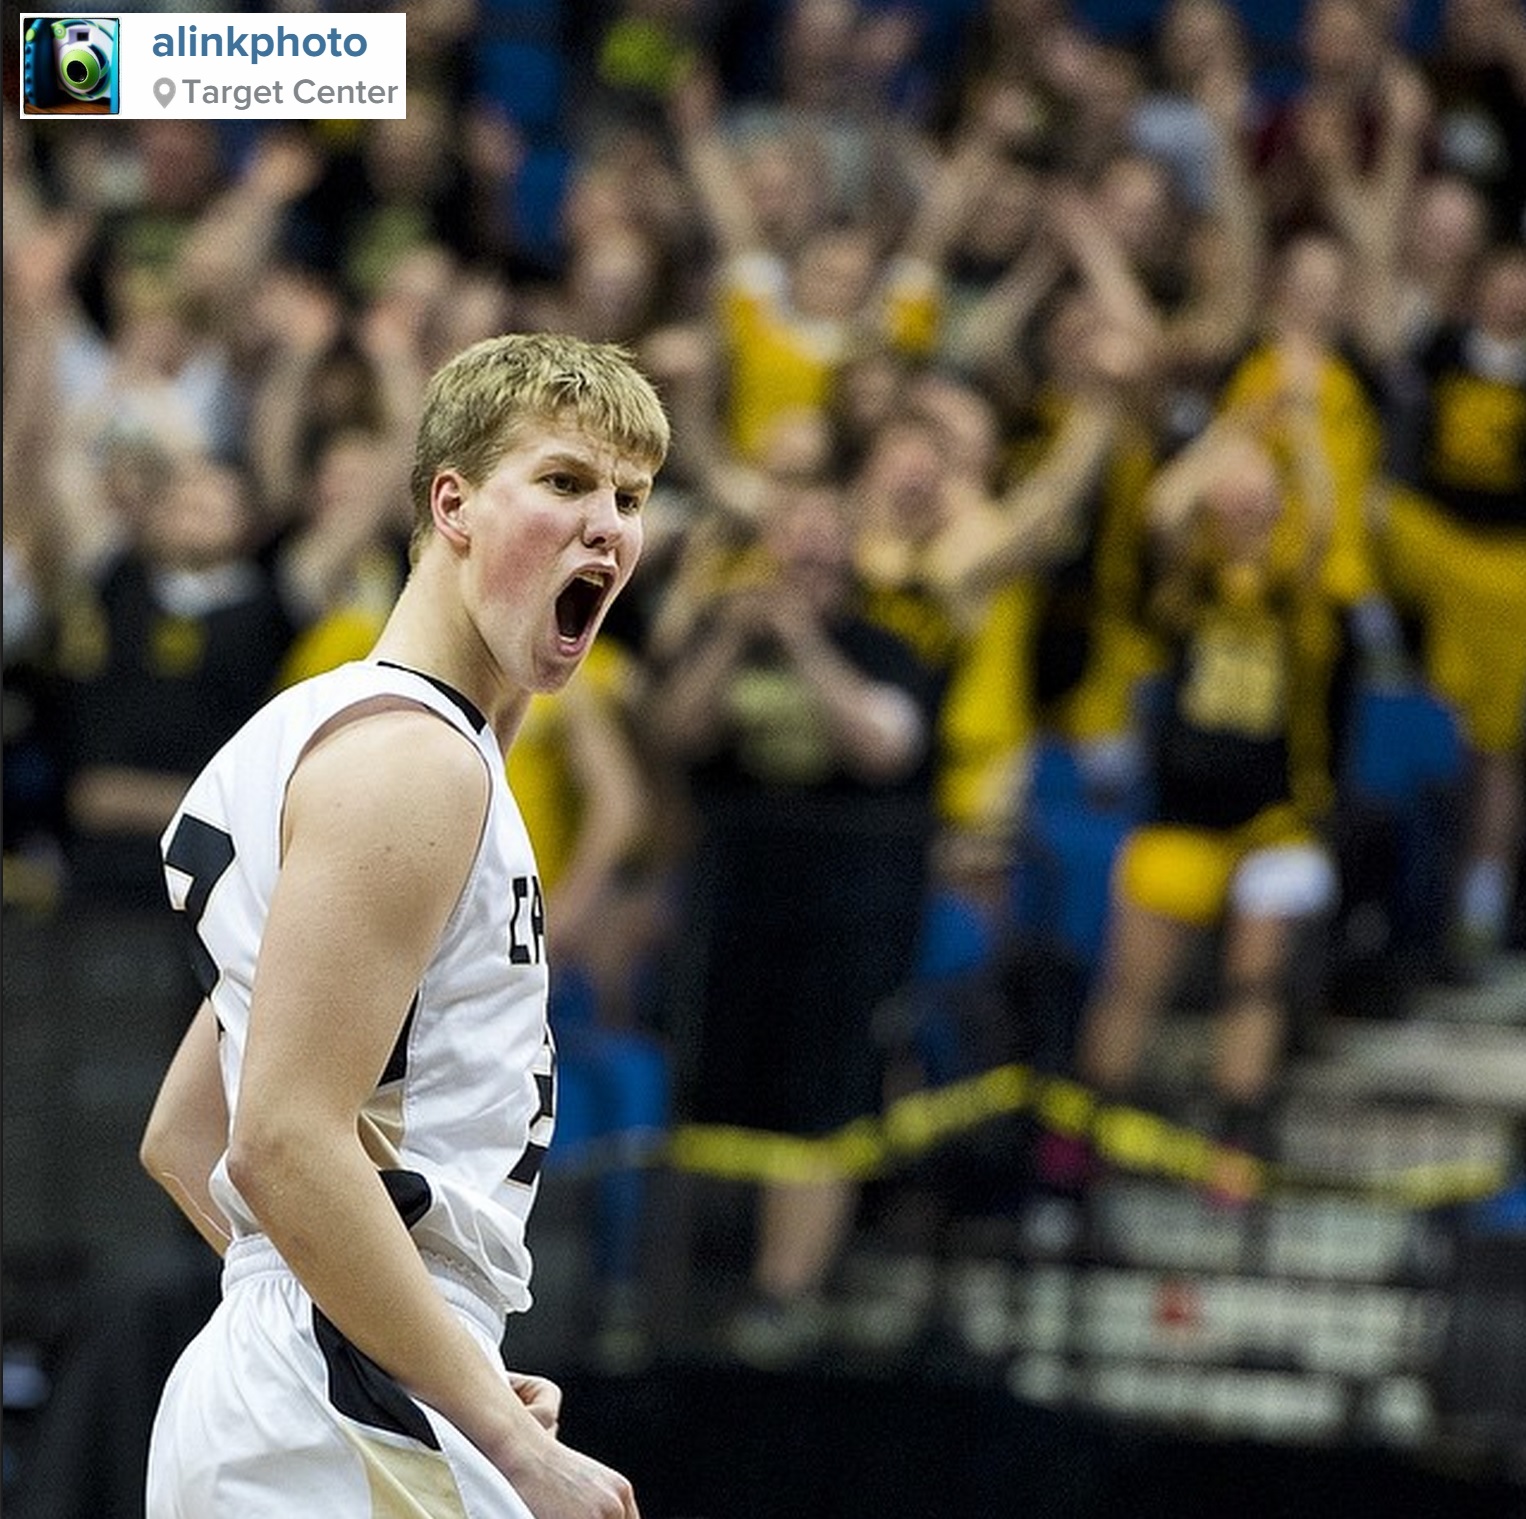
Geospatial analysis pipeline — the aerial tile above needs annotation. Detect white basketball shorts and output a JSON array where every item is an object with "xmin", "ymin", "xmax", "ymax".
[{"xmin": 145, "ymin": 1237, "xmax": 534, "ymax": 1518}]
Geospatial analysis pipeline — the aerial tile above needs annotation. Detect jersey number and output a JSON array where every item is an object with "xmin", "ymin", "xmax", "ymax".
[
  {"xmin": 164, "ymin": 814, "xmax": 236, "ymax": 997},
  {"xmin": 1182, "ymin": 625, "xmax": 1285, "ymax": 739},
  {"xmin": 507, "ymin": 1041, "xmax": 556, "ymax": 1189}
]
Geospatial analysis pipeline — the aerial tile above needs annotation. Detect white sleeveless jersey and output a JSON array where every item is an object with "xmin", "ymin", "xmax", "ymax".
[{"xmin": 161, "ymin": 660, "xmax": 553, "ymax": 1319}]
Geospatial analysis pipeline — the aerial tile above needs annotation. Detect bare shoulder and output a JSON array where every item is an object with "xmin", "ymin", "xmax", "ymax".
[{"xmin": 282, "ymin": 699, "xmax": 491, "ymax": 886}]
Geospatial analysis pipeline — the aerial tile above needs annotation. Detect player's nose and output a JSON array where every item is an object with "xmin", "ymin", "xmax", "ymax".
[{"xmin": 581, "ymin": 488, "xmax": 626, "ymax": 548}]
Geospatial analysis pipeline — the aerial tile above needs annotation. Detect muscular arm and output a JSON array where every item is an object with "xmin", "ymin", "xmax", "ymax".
[{"xmin": 227, "ymin": 705, "xmax": 635, "ymax": 1516}]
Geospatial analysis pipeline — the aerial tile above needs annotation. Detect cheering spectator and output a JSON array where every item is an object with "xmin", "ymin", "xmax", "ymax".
[{"xmin": 647, "ymin": 476, "xmax": 944, "ymax": 1366}]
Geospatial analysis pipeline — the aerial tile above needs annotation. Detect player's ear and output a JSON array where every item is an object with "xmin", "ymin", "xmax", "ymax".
[{"xmin": 430, "ymin": 472, "xmax": 470, "ymax": 548}]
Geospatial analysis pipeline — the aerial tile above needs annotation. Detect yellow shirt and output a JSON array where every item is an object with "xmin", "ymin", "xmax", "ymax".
[
  {"xmin": 277, "ymin": 542, "xmax": 405, "ymax": 689},
  {"xmin": 1220, "ymin": 343, "xmax": 1383, "ymax": 605},
  {"xmin": 720, "ymin": 251, "xmax": 941, "ymax": 462},
  {"xmin": 506, "ymin": 640, "xmax": 630, "ymax": 891}
]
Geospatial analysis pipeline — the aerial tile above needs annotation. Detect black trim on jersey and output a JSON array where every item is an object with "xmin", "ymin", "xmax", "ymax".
[
  {"xmin": 380, "ymin": 1168, "xmax": 434, "ymax": 1228},
  {"xmin": 508, "ymin": 1142, "xmax": 549, "ymax": 1186},
  {"xmin": 532, "ymin": 1070, "xmax": 553, "ymax": 1119},
  {"xmin": 380, "ymin": 996, "xmax": 417, "ymax": 1087},
  {"xmin": 507, "ymin": 1072, "xmax": 555, "ymax": 1186},
  {"xmin": 376, "ymin": 660, "xmax": 487, "ymax": 734},
  {"xmin": 312, "ymin": 1307, "xmax": 440, "ymax": 1448}
]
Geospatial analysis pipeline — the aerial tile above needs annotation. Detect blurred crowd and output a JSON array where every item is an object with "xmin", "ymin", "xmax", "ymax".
[{"xmin": 3, "ymin": 0, "xmax": 1524, "ymax": 1360}]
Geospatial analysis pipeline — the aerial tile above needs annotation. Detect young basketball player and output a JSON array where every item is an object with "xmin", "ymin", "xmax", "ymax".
[{"xmin": 139, "ymin": 332, "xmax": 668, "ymax": 1518}]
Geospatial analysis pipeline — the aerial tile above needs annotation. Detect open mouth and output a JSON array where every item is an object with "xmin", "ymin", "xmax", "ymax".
[{"xmin": 555, "ymin": 569, "xmax": 611, "ymax": 644}]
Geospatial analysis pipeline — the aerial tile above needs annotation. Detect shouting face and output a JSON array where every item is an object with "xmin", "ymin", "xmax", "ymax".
[{"xmin": 436, "ymin": 417, "xmax": 652, "ymax": 696}]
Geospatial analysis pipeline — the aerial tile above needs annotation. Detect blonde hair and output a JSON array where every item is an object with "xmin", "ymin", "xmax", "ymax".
[{"xmin": 409, "ymin": 332, "xmax": 670, "ymax": 554}]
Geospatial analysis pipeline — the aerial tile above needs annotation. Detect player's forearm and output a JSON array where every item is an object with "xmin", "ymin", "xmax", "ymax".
[
  {"xmin": 227, "ymin": 1124, "xmax": 550, "ymax": 1474},
  {"xmin": 156, "ymin": 1169, "xmax": 234, "ymax": 1256},
  {"xmin": 141, "ymin": 1001, "xmax": 233, "ymax": 1256}
]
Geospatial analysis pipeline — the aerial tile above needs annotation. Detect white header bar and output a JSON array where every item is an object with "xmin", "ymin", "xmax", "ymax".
[{"xmin": 20, "ymin": 12, "xmax": 408, "ymax": 119}]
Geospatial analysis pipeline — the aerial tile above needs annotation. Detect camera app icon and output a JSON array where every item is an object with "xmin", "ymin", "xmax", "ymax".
[{"xmin": 22, "ymin": 16, "xmax": 120, "ymax": 114}]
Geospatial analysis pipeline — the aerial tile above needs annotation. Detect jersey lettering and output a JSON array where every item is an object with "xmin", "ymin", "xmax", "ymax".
[
  {"xmin": 1181, "ymin": 623, "xmax": 1285, "ymax": 739},
  {"xmin": 508, "ymin": 873, "xmax": 546, "ymax": 965}
]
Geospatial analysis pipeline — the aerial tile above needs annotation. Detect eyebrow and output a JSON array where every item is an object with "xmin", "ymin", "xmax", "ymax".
[{"xmin": 539, "ymin": 449, "xmax": 652, "ymax": 494}]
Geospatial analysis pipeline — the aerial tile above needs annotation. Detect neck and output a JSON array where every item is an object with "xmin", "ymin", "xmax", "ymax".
[{"xmin": 370, "ymin": 561, "xmax": 529, "ymax": 750}]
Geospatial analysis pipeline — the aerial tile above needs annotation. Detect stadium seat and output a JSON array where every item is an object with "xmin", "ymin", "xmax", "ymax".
[
  {"xmin": 1011, "ymin": 738, "xmax": 1138, "ymax": 980},
  {"xmin": 1332, "ymin": 680, "xmax": 1468, "ymax": 995},
  {"xmin": 511, "ymin": 145, "xmax": 573, "ymax": 270},
  {"xmin": 474, "ymin": 41, "xmax": 566, "ymax": 137},
  {"xmin": 1011, "ymin": 801, "xmax": 1132, "ymax": 978},
  {"xmin": 1342, "ymin": 680, "xmax": 1465, "ymax": 807},
  {"xmin": 547, "ymin": 972, "xmax": 670, "ymax": 1289}
]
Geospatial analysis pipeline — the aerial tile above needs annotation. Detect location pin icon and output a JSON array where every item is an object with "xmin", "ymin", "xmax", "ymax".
[{"xmin": 154, "ymin": 77, "xmax": 176, "ymax": 108}]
